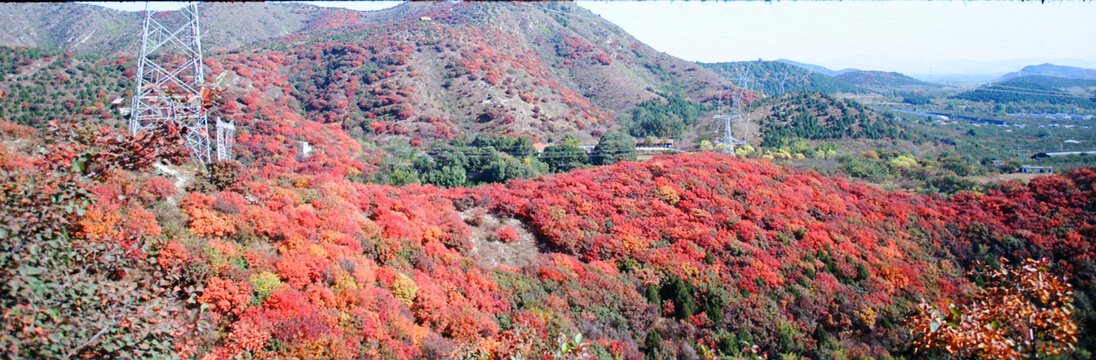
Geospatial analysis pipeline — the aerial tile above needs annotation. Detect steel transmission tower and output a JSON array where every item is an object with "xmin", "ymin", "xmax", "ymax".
[
  {"xmin": 714, "ymin": 65, "xmax": 751, "ymax": 155},
  {"xmin": 129, "ymin": 2, "xmax": 214, "ymax": 165},
  {"xmin": 215, "ymin": 117, "xmax": 235, "ymax": 161}
]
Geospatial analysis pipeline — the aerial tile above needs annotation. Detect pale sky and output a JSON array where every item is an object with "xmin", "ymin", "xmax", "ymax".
[{"xmin": 84, "ymin": 1, "xmax": 1096, "ymax": 77}]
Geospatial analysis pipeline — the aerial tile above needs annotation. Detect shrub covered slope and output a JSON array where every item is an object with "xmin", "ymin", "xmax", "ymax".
[{"xmin": 4, "ymin": 119, "xmax": 1094, "ymax": 359}]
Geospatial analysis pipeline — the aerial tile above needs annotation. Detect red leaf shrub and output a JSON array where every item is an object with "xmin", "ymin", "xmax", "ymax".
[{"xmin": 493, "ymin": 225, "xmax": 519, "ymax": 243}]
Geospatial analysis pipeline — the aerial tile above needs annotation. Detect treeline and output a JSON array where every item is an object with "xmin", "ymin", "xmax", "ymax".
[
  {"xmin": 369, "ymin": 132, "xmax": 638, "ymax": 187},
  {"xmin": 899, "ymin": 91, "xmax": 932, "ymax": 105},
  {"xmin": 756, "ymin": 92, "xmax": 912, "ymax": 147}
]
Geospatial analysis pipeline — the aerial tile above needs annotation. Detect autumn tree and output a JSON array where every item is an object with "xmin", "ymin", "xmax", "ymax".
[{"xmin": 909, "ymin": 258, "xmax": 1078, "ymax": 359}]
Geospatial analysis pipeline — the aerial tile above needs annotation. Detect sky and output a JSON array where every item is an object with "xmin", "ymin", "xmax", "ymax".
[{"xmin": 84, "ymin": 1, "xmax": 1096, "ymax": 78}]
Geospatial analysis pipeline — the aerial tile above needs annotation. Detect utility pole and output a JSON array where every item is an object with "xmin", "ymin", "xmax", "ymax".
[
  {"xmin": 129, "ymin": 2, "xmax": 229, "ymax": 166},
  {"xmin": 776, "ymin": 70, "xmax": 796, "ymax": 96},
  {"xmin": 714, "ymin": 64, "xmax": 752, "ymax": 156},
  {"xmin": 713, "ymin": 113, "xmax": 738, "ymax": 155}
]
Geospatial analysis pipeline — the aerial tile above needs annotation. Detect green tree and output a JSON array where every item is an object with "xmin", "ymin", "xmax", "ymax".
[
  {"xmin": 388, "ymin": 167, "xmax": 420, "ymax": 186},
  {"xmin": 541, "ymin": 135, "xmax": 588, "ymax": 172},
  {"xmin": 591, "ymin": 132, "xmax": 636, "ymax": 165},
  {"xmin": 421, "ymin": 165, "xmax": 467, "ymax": 187}
]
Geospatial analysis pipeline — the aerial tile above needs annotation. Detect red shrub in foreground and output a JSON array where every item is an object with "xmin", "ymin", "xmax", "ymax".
[{"xmin": 13, "ymin": 117, "xmax": 1091, "ymax": 360}]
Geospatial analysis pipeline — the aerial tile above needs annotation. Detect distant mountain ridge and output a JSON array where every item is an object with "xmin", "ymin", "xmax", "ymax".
[
  {"xmin": 953, "ymin": 75, "xmax": 1096, "ymax": 109},
  {"xmin": 775, "ymin": 59, "xmax": 858, "ymax": 76},
  {"xmin": 772, "ymin": 59, "xmax": 948, "ymax": 91},
  {"xmin": 0, "ymin": 2, "xmax": 367, "ymax": 56},
  {"xmin": 1001, "ymin": 63, "xmax": 1096, "ymax": 81}
]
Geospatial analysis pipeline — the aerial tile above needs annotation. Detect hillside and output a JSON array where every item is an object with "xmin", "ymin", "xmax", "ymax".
[
  {"xmin": 2, "ymin": 3, "xmax": 1094, "ymax": 359},
  {"xmin": 749, "ymin": 92, "xmax": 912, "ymax": 147},
  {"xmin": 701, "ymin": 61, "xmax": 865, "ymax": 96},
  {"xmin": 0, "ymin": 2, "xmax": 362, "ymax": 56},
  {"xmin": 0, "ymin": 47, "xmax": 132, "ymax": 127},
  {"xmin": 0, "ymin": 2, "xmax": 733, "ymax": 145},
  {"xmin": 836, "ymin": 70, "xmax": 943, "ymax": 90},
  {"xmin": 1002, "ymin": 63, "xmax": 1096, "ymax": 81},
  {"xmin": 4, "ymin": 119, "xmax": 1094, "ymax": 359}
]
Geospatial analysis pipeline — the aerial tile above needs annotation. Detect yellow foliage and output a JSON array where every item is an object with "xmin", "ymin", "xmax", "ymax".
[
  {"xmin": 250, "ymin": 271, "xmax": 283, "ymax": 300},
  {"xmin": 735, "ymin": 144, "xmax": 755, "ymax": 156},
  {"xmin": 293, "ymin": 176, "xmax": 310, "ymax": 188},
  {"xmin": 320, "ymin": 230, "xmax": 343, "ymax": 244},
  {"xmin": 334, "ymin": 273, "xmax": 357, "ymax": 291},
  {"xmin": 857, "ymin": 307, "xmax": 878, "ymax": 330},
  {"xmin": 390, "ymin": 273, "xmax": 418, "ymax": 307},
  {"xmin": 657, "ymin": 185, "xmax": 680, "ymax": 205},
  {"xmin": 888, "ymin": 155, "xmax": 918, "ymax": 169}
]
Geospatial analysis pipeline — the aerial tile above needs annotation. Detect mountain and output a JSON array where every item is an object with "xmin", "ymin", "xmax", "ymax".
[
  {"xmin": 835, "ymin": 70, "xmax": 943, "ymax": 90},
  {"xmin": 701, "ymin": 60, "xmax": 865, "ymax": 96},
  {"xmin": 0, "ymin": 2, "xmax": 367, "ymax": 56},
  {"xmin": 0, "ymin": 2, "xmax": 732, "ymax": 146},
  {"xmin": 748, "ymin": 92, "xmax": 912, "ymax": 147},
  {"xmin": 1001, "ymin": 63, "xmax": 1096, "ymax": 81}
]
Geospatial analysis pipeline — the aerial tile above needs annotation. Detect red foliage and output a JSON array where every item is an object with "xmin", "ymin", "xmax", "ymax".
[
  {"xmin": 594, "ymin": 53, "xmax": 612, "ymax": 65},
  {"xmin": 200, "ymin": 278, "xmax": 253, "ymax": 316},
  {"xmin": 494, "ymin": 226, "xmax": 519, "ymax": 243}
]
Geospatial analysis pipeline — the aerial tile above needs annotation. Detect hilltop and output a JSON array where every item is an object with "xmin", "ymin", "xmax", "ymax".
[
  {"xmin": 748, "ymin": 92, "xmax": 912, "ymax": 147},
  {"xmin": 701, "ymin": 60, "xmax": 865, "ymax": 96},
  {"xmin": 1001, "ymin": 63, "xmax": 1096, "ymax": 81},
  {"xmin": 775, "ymin": 59, "xmax": 859, "ymax": 76},
  {"xmin": 836, "ymin": 70, "xmax": 944, "ymax": 91}
]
